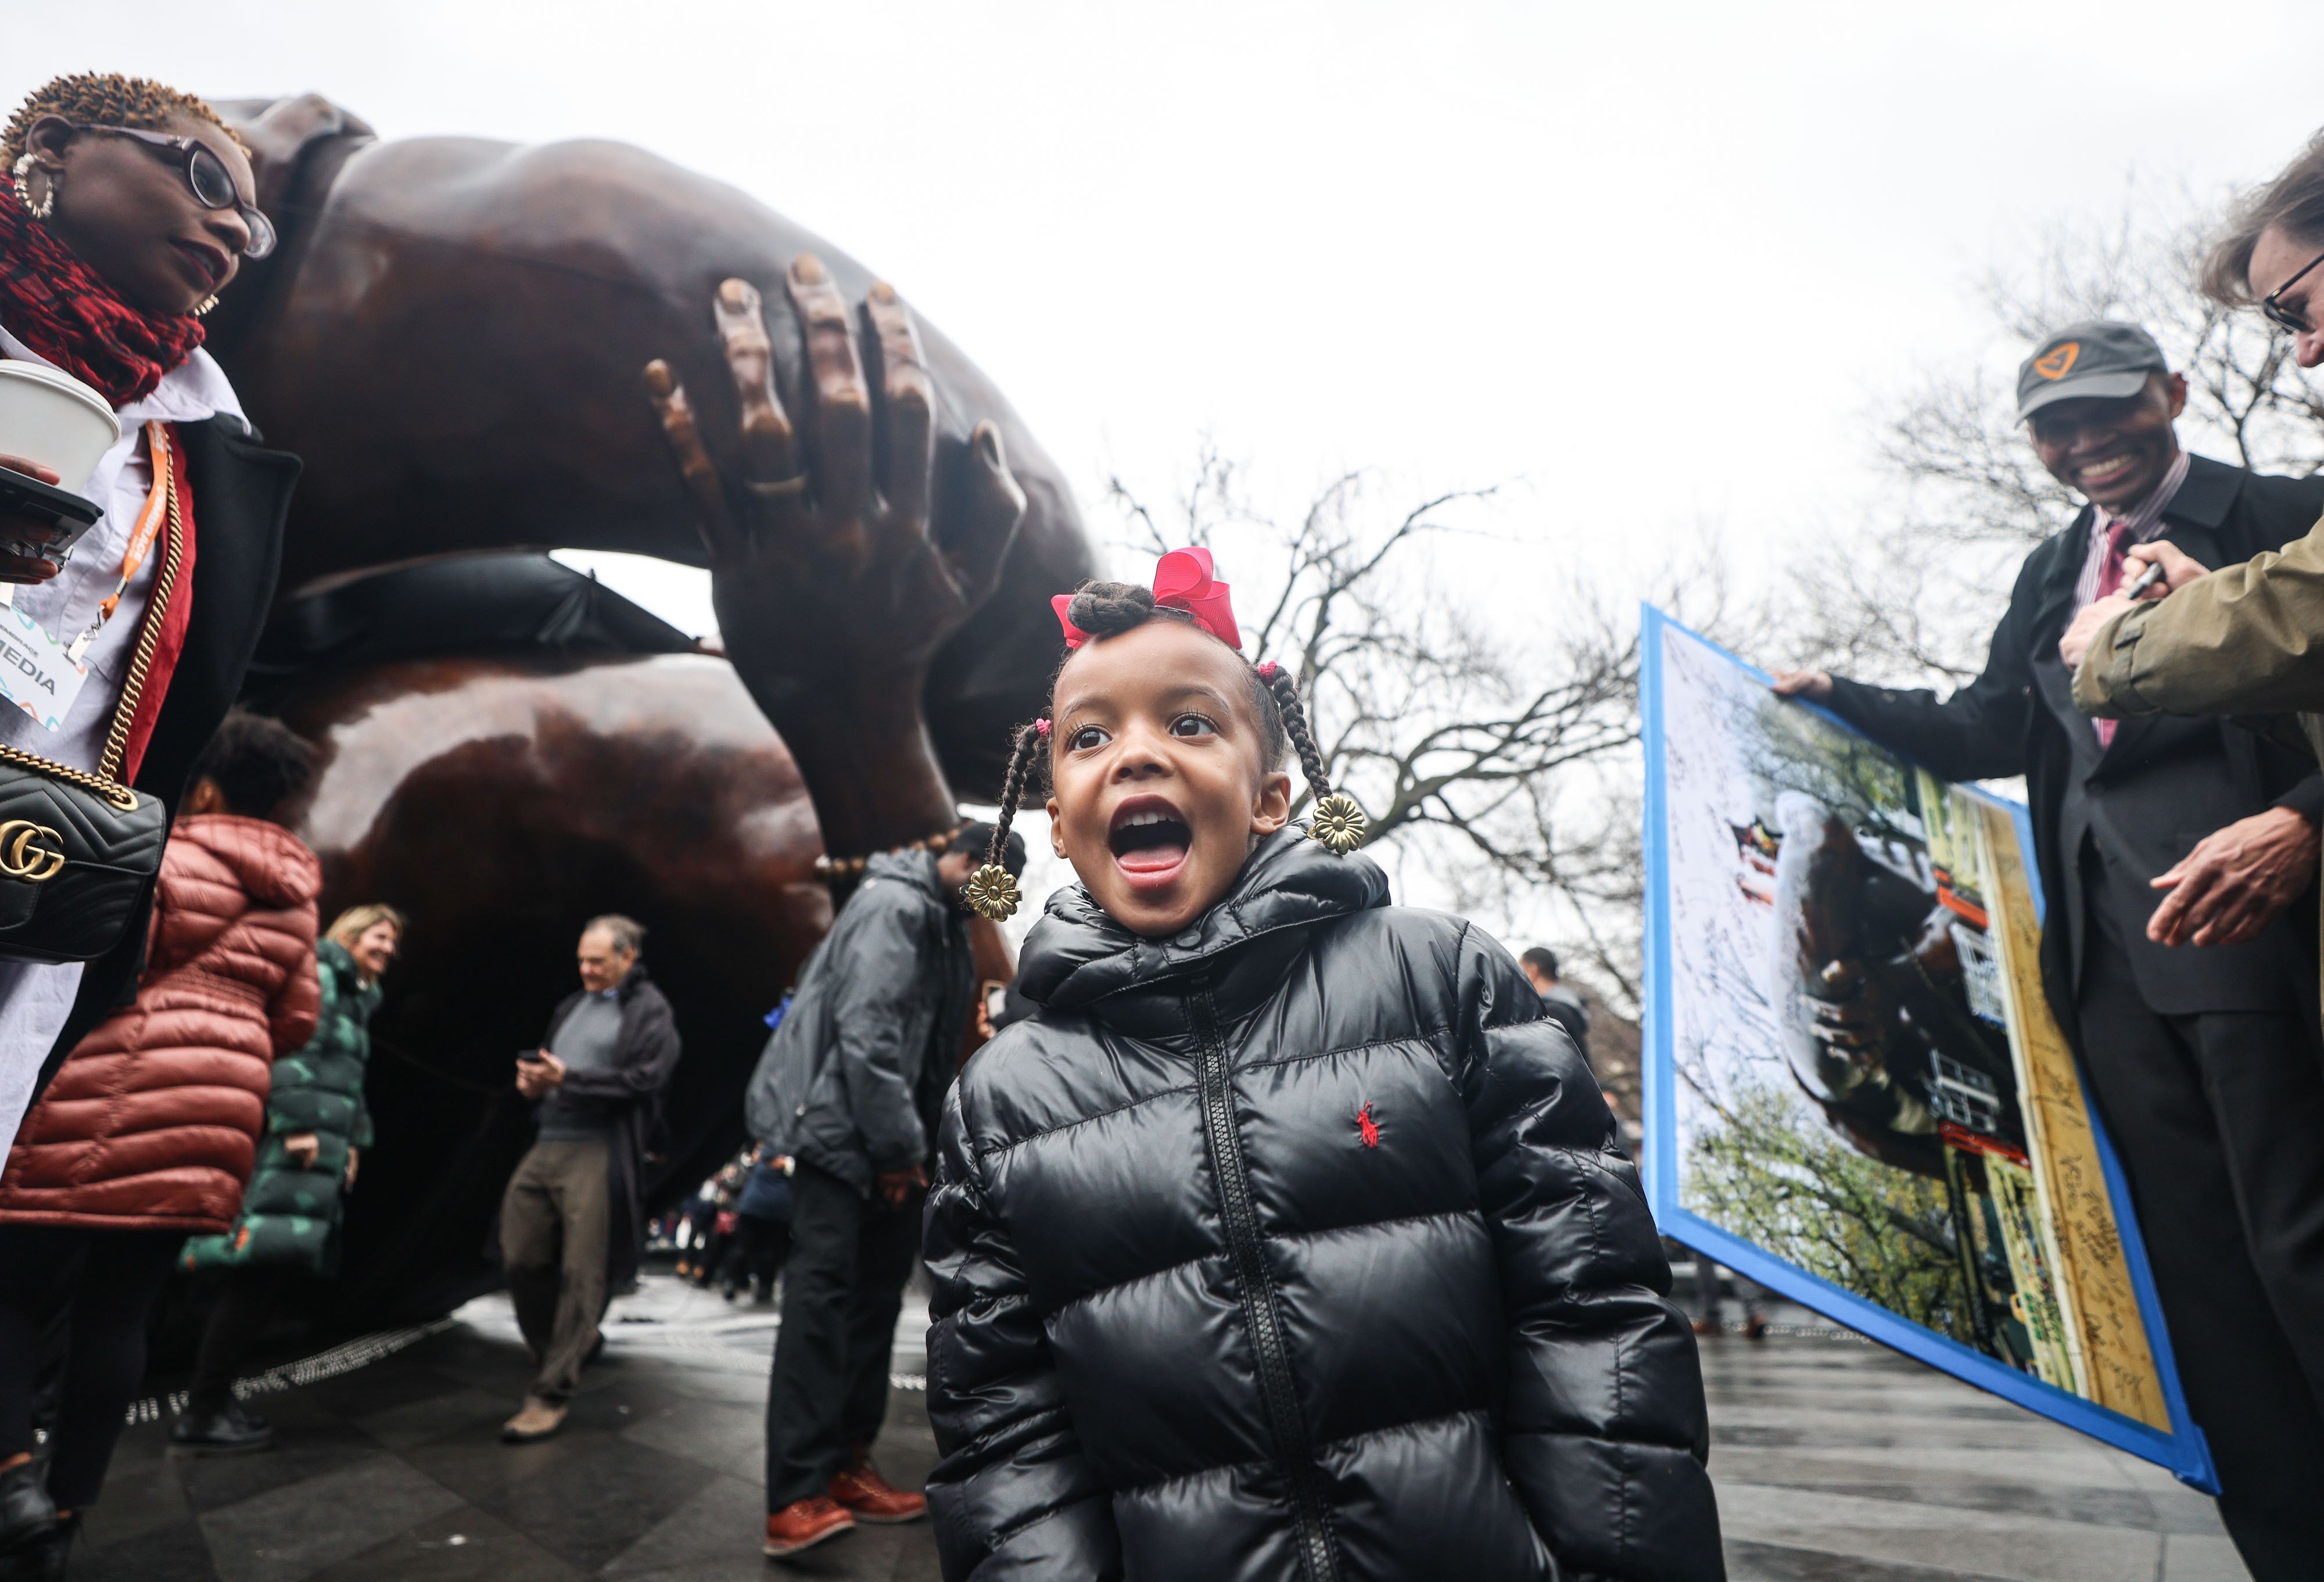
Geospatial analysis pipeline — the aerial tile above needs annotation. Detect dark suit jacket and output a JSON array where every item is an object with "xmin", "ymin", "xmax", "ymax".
[
  {"xmin": 37, "ymin": 413, "xmax": 301, "ymax": 1082},
  {"xmin": 1824, "ymin": 453, "xmax": 2324, "ymax": 1029}
]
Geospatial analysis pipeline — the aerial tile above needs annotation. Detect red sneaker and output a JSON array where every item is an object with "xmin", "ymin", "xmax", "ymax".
[
  {"xmin": 764, "ymin": 1496, "xmax": 856, "ymax": 1556},
  {"xmin": 829, "ymin": 1459, "xmax": 929, "ymax": 1524}
]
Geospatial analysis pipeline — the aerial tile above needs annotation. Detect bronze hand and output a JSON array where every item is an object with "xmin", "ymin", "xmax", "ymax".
[{"xmin": 644, "ymin": 261, "xmax": 1026, "ymax": 854}]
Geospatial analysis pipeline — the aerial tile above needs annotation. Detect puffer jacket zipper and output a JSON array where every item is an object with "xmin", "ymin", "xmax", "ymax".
[{"xmin": 1188, "ymin": 978, "xmax": 1342, "ymax": 1582}]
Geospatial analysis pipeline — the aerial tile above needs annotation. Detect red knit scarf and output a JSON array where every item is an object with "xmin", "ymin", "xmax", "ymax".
[{"xmin": 0, "ymin": 185, "xmax": 205, "ymax": 407}]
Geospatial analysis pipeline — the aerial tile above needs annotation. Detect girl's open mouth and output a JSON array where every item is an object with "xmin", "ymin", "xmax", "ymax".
[{"xmin": 1110, "ymin": 797, "xmax": 1192, "ymax": 884}]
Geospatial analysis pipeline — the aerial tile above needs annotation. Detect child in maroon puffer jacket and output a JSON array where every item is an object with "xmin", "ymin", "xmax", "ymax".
[{"xmin": 0, "ymin": 711, "xmax": 320, "ymax": 1566}]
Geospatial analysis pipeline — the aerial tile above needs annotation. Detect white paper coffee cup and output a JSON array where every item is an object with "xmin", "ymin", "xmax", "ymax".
[{"xmin": 0, "ymin": 361, "xmax": 122, "ymax": 495}]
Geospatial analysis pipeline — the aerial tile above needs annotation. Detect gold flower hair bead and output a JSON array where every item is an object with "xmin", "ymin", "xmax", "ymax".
[
  {"xmin": 1309, "ymin": 793, "xmax": 1368, "ymax": 856},
  {"xmin": 964, "ymin": 863, "xmax": 1023, "ymax": 922}
]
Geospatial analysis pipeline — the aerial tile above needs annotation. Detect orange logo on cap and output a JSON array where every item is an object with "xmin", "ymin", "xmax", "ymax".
[{"xmin": 2033, "ymin": 343, "xmax": 2080, "ymax": 380}]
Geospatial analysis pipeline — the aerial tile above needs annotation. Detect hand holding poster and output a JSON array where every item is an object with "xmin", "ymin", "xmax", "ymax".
[{"xmin": 1640, "ymin": 607, "xmax": 2216, "ymax": 1488}]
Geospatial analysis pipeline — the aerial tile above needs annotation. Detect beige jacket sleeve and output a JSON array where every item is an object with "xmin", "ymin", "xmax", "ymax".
[{"xmin": 2074, "ymin": 512, "xmax": 2324, "ymax": 719}]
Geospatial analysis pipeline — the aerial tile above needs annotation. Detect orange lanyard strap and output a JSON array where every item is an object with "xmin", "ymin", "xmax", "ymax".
[
  {"xmin": 98, "ymin": 421, "xmax": 171, "ymax": 622},
  {"xmin": 66, "ymin": 421, "xmax": 170, "ymax": 665}
]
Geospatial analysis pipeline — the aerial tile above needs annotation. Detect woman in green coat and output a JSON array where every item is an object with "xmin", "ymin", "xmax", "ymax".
[{"xmin": 173, "ymin": 904, "xmax": 404, "ymax": 1452}]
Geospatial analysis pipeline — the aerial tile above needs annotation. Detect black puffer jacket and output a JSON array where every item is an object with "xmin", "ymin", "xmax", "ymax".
[{"xmin": 924, "ymin": 831, "xmax": 1720, "ymax": 1581}]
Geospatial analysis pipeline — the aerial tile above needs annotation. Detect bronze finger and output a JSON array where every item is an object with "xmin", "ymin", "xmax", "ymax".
[
  {"xmin": 643, "ymin": 358, "xmax": 743, "ymax": 564},
  {"xmin": 939, "ymin": 421, "xmax": 1027, "ymax": 604},
  {"xmin": 712, "ymin": 277, "xmax": 804, "ymax": 497},
  {"xmin": 865, "ymin": 281, "xmax": 934, "ymax": 530},
  {"xmin": 784, "ymin": 253, "xmax": 872, "ymax": 546}
]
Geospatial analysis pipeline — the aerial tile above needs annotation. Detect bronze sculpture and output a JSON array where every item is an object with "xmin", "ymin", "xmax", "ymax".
[
  {"xmin": 175, "ymin": 95, "xmax": 1091, "ymax": 1328},
  {"xmin": 207, "ymin": 92, "xmax": 1092, "ymax": 841}
]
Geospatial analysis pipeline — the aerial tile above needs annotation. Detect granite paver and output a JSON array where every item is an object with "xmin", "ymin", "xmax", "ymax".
[{"xmin": 62, "ymin": 1277, "xmax": 2244, "ymax": 1580}]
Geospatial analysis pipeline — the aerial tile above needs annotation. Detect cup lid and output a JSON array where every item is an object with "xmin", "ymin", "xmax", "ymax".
[{"xmin": 0, "ymin": 360, "xmax": 123, "ymax": 442}]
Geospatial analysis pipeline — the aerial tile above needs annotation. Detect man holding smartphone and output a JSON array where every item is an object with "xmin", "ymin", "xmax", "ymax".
[{"xmin": 497, "ymin": 914, "xmax": 681, "ymax": 1443}]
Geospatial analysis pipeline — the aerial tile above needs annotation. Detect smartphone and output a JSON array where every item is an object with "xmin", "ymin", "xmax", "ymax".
[{"xmin": 0, "ymin": 468, "xmax": 102, "ymax": 564}]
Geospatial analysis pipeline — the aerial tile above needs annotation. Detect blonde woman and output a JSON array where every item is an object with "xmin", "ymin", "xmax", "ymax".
[{"xmin": 175, "ymin": 904, "xmax": 403, "ymax": 1452}]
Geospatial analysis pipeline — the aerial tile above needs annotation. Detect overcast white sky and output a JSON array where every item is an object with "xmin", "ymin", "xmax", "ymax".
[
  {"xmin": 12, "ymin": 2, "xmax": 2321, "ymax": 939},
  {"xmin": 17, "ymin": 0, "xmax": 2324, "ymax": 638}
]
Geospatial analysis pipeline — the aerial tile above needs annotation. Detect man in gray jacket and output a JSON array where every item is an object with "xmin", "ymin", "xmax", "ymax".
[{"xmin": 747, "ymin": 822, "xmax": 1025, "ymax": 1556}]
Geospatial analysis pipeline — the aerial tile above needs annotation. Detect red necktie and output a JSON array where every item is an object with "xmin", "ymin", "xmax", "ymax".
[{"xmin": 2092, "ymin": 521, "xmax": 2131, "ymax": 748}]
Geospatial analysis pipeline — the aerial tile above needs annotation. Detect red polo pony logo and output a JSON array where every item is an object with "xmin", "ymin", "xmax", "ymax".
[{"xmin": 1357, "ymin": 1102, "xmax": 1380, "ymax": 1148}]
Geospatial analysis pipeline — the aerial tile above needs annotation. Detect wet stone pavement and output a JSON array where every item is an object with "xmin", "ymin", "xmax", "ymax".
[{"xmin": 75, "ymin": 1280, "xmax": 2247, "ymax": 1581}]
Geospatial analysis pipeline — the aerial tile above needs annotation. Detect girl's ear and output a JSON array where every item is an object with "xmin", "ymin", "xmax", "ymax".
[
  {"xmin": 1249, "ymin": 770, "xmax": 1293, "ymax": 837},
  {"xmin": 1048, "ymin": 794, "xmax": 1067, "ymax": 858}
]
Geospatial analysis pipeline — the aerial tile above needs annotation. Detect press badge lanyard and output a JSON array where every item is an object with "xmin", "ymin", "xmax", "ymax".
[{"xmin": 63, "ymin": 421, "xmax": 170, "ymax": 665}]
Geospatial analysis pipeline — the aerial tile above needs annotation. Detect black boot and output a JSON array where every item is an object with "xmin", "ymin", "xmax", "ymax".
[
  {"xmin": 0, "ymin": 1461, "xmax": 56, "ymax": 1580},
  {"xmin": 169, "ymin": 1401, "xmax": 274, "ymax": 1454},
  {"xmin": 16, "ymin": 1513, "xmax": 76, "ymax": 1581}
]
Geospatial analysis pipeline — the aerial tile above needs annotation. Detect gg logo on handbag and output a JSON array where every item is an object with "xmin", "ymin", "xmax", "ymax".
[
  {"xmin": 0, "ymin": 820, "xmax": 64, "ymax": 883},
  {"xmin": 0, "ymin": 418, "xmax": 175, "ymax": 961}
]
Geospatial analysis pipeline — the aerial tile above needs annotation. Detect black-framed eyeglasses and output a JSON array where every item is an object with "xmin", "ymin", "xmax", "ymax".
[
  {"xmin": 2261, "ymin": 245, "xmax": 2324, "ymax": 335},
  {"xmin": 76, "ymin": 124, "xmax": 276, "ymax": 260}
]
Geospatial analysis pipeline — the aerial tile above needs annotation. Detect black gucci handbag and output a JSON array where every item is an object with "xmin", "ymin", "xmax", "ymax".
[{"xmin": 0, "ymin": 439, "xmax": 179, "ymax": 964}]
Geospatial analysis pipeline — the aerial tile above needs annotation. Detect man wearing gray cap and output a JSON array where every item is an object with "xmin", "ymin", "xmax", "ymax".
[{"xmin": 1773, "ymin": 322, "xmax": 2324, "ymax": 1576}]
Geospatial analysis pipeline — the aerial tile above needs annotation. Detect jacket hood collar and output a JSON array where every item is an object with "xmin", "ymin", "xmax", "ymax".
[
  {"xmin": 171, "ymin": 814, "xmax": 323, "ymax": 910},
  {"xmin": 865, "ymin": 846, "xmax": 945, "ymax": 900},
  {"xmin": 1020, "ymin": 827, "xmax": 1390, "ymax": 1011}
]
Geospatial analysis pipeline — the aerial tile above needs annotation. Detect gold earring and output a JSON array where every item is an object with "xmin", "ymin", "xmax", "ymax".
[
  {"xmin": 192, "ymin": 295, "xmax": 219, "ymax": 317},
  {"xmin": 10, "ymin": 155, "xmax": 55, "ymax": 223}
]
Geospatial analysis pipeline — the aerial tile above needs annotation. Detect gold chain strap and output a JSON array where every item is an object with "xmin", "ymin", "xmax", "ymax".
[
  {"xmin": 0, "ymin": 425, "xmax": 183, "ymax": 815},
  {"xmin": 98, "ymin": 426, "xmax": 183, "ymax": 786}
]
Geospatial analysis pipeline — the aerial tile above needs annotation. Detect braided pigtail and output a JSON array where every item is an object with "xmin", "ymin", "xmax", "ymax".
[
  {"xmin": 1259, "ymin": 663, "xmax": 1367, "ymax": 855},
  {"xmin": 965, "ymin": 720, "xmax": 1048, "ymax": 921}
]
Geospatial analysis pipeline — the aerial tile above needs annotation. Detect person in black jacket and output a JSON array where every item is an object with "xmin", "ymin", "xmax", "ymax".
[
  {"xmin": 1773, "ymin": 321, "xmax": 2324, "ymax": 1581},
  {"xmin": 745, "ymin": 824, "xmax": 1023, "ymax": 1557},
  {"xmin": 1519, "ymin": 946, "xmax": 1591, "ymax": 1051},
  {"xmin": 923, "ymin": 561, "xmax": 1720, "ymax": 1582},
  {"xmin": 0, "ymin": 74, "xmax": 301, "ymax": 1158},
  {"xmin": 497, "ymin": 914, "xmax": 681, "ymax": 1444}
]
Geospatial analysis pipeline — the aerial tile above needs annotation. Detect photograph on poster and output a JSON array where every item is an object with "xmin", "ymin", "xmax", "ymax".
[{"xmin": 1641, "ymin": 607, "xmax": 2214, "ymax": 1484}]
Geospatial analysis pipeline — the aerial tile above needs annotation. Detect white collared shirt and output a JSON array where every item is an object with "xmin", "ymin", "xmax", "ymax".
[
  {"xmin": 0, "ymin": 321, "xmax": 245, "ymax": 774},
  {"xmin": 2072, "ymin": 450, "xmax": 2193, "ymax": 611}
]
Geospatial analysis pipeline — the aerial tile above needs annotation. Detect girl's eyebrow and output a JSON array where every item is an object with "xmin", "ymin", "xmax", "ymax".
[{"xmin": 1057, "ymin": 681, "xmax": 1236, "ymax": 719}]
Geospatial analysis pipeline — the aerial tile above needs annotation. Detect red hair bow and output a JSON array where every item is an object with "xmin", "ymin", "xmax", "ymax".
[{"xmin": 1052, "ymin": 548, "xmax": 1243, "ymax": 652}]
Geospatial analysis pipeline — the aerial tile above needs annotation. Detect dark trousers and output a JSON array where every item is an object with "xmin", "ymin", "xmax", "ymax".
[
  {"xmin": 189, "ymin": 1265, "xmax": 304, "ymax": 1416},
  {"xmin": 764, "ymin": 1162, "xmax": 920, "ymax": 1509},
  {"xmin": 499, "ymin": 1136, "xmax": 611, "ymax": 1405},
  {"xmin": 2076, "ymin": 908, "xmax": 2324, "ymax": 1582},
  {"xmin": 0, "ymin": 1227, "xmax": 181, "ymax": 1510},
  {"xmin": 720, "ymin": 1212, "xmax": 790, "ymax": 1297}
]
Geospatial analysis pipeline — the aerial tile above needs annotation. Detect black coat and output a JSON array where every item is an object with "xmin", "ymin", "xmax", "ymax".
[
  {"xmin": 539, "ymin": 964, "xmax": 683, "ymax": 1288},
  {"xmin": 40, "ymin": 413, "xmax": 300, "ymax": 1084},
  {"xmin": 923, "ymin": 831, "xmax": 1720, "ymax": 1582},
  {"xmin": 744, "ymin": 848, "xmax": 974, "ymax": 1195},
  {"xmin": 1826, "ymin": 453, "xmax": 2324, "ymax": 1028}
]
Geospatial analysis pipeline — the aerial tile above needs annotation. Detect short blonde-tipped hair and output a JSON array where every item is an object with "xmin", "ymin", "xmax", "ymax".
[
  {"xmin": 326, "ymin": 903, "xmax": 407, "ymax": 951},
  {"xmin": 3, "ymin": 73, "xmax": 246, "ymax": 170}
]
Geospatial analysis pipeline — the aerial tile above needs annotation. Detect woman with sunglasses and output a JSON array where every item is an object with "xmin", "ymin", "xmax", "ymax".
[
  {"xmin": 0, "ymin": 73, "xmax": 301, "ymax": 1149},
  {"xmin": 0, "ymin": 75, "xmax": 304, "ymax": 1577}
]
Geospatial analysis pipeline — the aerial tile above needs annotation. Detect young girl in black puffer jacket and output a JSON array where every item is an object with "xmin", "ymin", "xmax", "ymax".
[{"xmin": 923, "ymin": 553, "xmax": 1723, "ymax": 1582}]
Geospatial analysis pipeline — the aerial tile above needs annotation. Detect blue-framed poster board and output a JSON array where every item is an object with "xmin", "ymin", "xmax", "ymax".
[{"xmin": 1640, "ymin": 605, "xmax": 2218, "ymax": 1491}]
